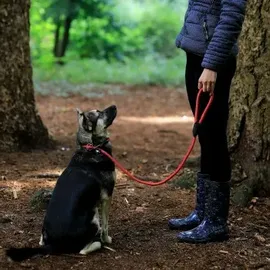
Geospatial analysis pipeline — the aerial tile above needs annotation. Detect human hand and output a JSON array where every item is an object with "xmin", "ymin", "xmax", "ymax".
[{"xmin": 198, "ymin": 68, "xmax": 217, "ymax": 95}]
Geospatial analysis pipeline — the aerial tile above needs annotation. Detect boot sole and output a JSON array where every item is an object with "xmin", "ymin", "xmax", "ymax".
[
  {"xmin": 168, "ymin": 224, "xmax": 200, "ymax": 231},
  {"xmin": 177, "ymin": 234, "xmax": 229, "ymax": 244}
]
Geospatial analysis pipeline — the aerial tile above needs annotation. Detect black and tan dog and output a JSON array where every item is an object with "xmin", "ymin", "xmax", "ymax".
[{"xmin": 6, "ymin": 105, "xmax": 117, "ymax": 261}]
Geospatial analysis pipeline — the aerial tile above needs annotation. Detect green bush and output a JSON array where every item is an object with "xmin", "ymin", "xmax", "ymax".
[{"xmin": 33, "ymin": 53, "xmax": 186, "ymax": 86}]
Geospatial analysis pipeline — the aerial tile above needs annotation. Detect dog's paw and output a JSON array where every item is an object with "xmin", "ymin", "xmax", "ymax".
[
  {"xmin": 79, "ymin": 250, "xmax": 87, "ymax": 255},
  {"xmin": 79, "ymin": 241, "xmax": 102, "ymax": 255}
]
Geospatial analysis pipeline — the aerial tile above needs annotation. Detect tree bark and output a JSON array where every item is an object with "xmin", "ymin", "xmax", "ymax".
[
  {"xmin": 228, "ymin": 0, "xmax": 270, "ymax": 206},
  {"xmin": 0, "ymin": 1, "xmax": 50, "ymax": 151}
]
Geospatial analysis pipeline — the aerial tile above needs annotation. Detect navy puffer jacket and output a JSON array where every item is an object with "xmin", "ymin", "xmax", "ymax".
[{"xmin": 176, "ymin": 0, "xmax": 247, "ymax": 71}]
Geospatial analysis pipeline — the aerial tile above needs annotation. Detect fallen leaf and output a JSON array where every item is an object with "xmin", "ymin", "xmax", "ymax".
[
  {"xmin": 141, "ymin": 203, "xmax": 149, "ymax": 207},
  {"xmin": 135, "ymin": 207, "xmax": 145, "ymax": 213},
  {"xmin": 251, "ymin": 197, "xmax": 258, "ymax": 204},
  {"xmin": 124, "ymin": 197, "xmax": 129, "ymax": 205},
  {"xmin": 254, "ymin": 233, "xmax": 266, "ymax": 243},
  {"xmin": 219, "ymin": 250, "xmax": 230, "ymax": 254},
  {"xmin": 12, "ymin": 189, "xmax": 18, "ymax": 199}
]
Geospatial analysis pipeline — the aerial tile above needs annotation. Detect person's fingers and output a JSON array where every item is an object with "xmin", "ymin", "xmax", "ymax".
[
  {"xmin": 210, "ymin": 82, "xmax": 216, "ymax": 95},
  {"xmin": 198, "ymin": 80, "xmax": 203, "ymax": 90},
  {"xmin": 203, "ymin": 81, "xmax": 208, "ymax": 92},
  {"xmin": 206, "ymin": 82, "xmax": 212, "ymax": 92}
]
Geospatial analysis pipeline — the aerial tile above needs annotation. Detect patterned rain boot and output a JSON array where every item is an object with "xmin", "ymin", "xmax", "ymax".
[{"xmin": 177, "ymin": 178, "xmax": 230, "ymax": 243}]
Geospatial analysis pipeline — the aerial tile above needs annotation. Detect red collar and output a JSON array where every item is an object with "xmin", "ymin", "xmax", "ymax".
[{"xmin": 82, "ymin": 138, "xmax": 110, "ymax": 151}]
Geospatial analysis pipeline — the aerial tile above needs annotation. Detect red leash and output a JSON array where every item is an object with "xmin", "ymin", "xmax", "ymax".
[{"xmin": 84, "ymin": 89, "xmax": 213, "ymax": 186}]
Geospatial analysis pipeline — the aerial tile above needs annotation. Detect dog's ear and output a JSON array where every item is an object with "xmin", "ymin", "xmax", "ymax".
[
  {"xmin": 76, "ymin": 108, "xmax": 85, "ymax": 128},
  {"xmin": 103, "ymin": 105, "xmax": 117, "ymax": 128},
  {"xmin": 76, "ymin": 108, "xmax": 83, "ymax": 116}
]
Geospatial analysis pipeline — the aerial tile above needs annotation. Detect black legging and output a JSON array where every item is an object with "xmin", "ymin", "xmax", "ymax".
[{"xmin": 185, "ymin": 52, "xmax": 236, "ymax": 182}]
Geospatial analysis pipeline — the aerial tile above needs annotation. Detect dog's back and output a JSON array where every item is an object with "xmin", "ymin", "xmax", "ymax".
[{"xmin": 43, "ymin": 165, "xmax": 100, "ymax": 251}]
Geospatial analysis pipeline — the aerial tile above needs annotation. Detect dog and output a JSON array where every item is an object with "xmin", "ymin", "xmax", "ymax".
[{"xmin": 6, "ymin": 105, "xmax": 117, "ymax": 261}]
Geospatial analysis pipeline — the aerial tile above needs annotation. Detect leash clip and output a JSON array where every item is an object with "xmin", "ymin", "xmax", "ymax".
[{"xmin": 192, "ymin": 122, "xmax": 200, "ymax": 137}]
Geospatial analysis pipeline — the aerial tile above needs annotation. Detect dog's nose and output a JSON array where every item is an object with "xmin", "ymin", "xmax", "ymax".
[
  {"xmin": 104, "ymin": 105, "xmax": 117, "ymax": 115},
  {"xmin": 109, "ymin": 105, "xmax": 117, "ymax": 113}
]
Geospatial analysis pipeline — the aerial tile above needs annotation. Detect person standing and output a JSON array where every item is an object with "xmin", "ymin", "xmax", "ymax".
[{"xmin": 168, "ymin": 0, "xmax": 247, "ymax": 243}]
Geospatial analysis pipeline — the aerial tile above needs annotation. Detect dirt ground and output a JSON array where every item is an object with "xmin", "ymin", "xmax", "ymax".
[{"xmin": 0, "ymin": 86, "xmax": 270, "ymax": 270}]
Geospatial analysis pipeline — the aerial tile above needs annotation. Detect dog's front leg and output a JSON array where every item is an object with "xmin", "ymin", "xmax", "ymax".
[
  {"xmin": 101, "ymin": 196, "xmax": 112, "ymax": 244},
  {"xmin": 94, "ymin": 207, "xmax": 101, "ymax": 232}
]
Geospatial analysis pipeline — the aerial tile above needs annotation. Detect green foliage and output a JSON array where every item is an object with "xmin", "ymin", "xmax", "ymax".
[
  {"xmin": 33, "ymin": 53, "xmax": 186, "ymax": 86},
  {"xmin": 30, "ymin": 0, "xmax": 187, "ymax": 86},
  {"xmin": 138, "ymin": 0, "xmax": 183, "ymax": 57},
  {"xmin": 31, "ymin": 1, "xmax": 55, "ymax": 63}
]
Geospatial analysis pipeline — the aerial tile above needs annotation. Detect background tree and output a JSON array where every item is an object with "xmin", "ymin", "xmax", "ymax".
[
  {"xmin": 0, "ymin": 0, "xmax": 49, "ymax": 151},
  {"xmin": 229, "ymin": 0, "xmax": 270, "ymax": 205},
  {"xmin": 45, "ymin": 0, "xmax": 116, "ymax": 62}
]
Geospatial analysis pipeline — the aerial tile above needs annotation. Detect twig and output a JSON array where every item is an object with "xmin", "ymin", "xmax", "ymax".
[
  {"xmin": 12, "ymin": 189, "xmax": 18, "ymax": 199},
  {"xmin": 124, "ymin": 197, "xmax": 129, "ymax": 205},
  {"xmin": 115, "ymin": 183, "xmax": 129, "ymax": 188},
  {"xmin": 173, "ymin": 258, "xmax": 181, "ymax": 267},
  {"xmin": 29, "ymin": 173, "xmax": 60, "ymax": 179},
  {"xmin": 58, "ymin": 253, "xmax": 86, "ymax": 258},
  {"xmin": 104, "ymin": 246, "xmax": 116, "ymax": 252}
]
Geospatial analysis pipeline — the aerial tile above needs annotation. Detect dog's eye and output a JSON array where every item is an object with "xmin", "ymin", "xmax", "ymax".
[{"xmin": 87, "ymin": 112, "xmax": 99, "ymax": 123}]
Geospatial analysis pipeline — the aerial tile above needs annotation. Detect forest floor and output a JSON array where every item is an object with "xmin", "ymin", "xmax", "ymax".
[{"xmin": 0, "ymin": 86, "xmax": 270, "ymax": 270}]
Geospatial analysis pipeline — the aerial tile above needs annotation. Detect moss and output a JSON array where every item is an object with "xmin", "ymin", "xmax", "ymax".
[
  {"xmin": 30, "ymin": 189, "xmax": 53, "ymax": 212},
  {"xmin": 231, "ymin": 184, "xmax": 253, "ymax": 207},
  {"xmin": 171, "ymin": 169, "xmax": 197, "ymax": 190}
]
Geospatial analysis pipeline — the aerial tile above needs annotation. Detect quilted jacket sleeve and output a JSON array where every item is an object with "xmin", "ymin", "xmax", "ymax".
[{"xmin": 201, "ymin": 0, "xmax": 247, "ymax": 71}]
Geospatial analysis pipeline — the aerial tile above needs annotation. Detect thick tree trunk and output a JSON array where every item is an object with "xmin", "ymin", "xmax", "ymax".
[
  {"xmin": 228, "ymin": 0, "xmax": 270, "ymax": 206},
  {"xmin": 0, "ymin": 1, "xmax": 50, "ymax": 151}
]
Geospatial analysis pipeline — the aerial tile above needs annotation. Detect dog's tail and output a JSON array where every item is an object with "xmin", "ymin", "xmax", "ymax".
[{"xmin": 6, "ymin": 245, "xmax": 53, "ymax": 262}]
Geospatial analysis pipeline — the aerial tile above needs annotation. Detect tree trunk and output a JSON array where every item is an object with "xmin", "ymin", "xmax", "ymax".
[
  {"xmin": 53, "ymin": 16, "xmax": 73, "ymax": 64},
  {"xmin": 53, "ymin": 19, "xmax": 61, "ymax": 57},
  {"xmin": 0, "ymin": 1, "xmax": 50, "ymax": 151},
  {"xmin": 61, "ymin": 16, "xmax": 72, "ymax": 57},
  {"xmin": 228, "ymin": 0, "xmax": 270, "ymax": 206}
]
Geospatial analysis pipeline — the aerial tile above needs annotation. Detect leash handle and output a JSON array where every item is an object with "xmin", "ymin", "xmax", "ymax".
[
  {"xmin": 84, "ymin": 88, "xmax": 213, "ymax": 186},
  {"xmin": 193, "ymin": 89, "xmax": 214, "ymax": 137},
  {"xmin": 195, "ymin": 88, "xmax": 214, "ymax": 124}
]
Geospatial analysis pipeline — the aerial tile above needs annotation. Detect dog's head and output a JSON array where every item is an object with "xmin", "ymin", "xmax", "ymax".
[{"xmin": 76, "ymin": 105, "xmax": 117, "ymax": 146}]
